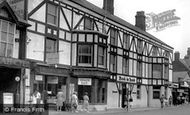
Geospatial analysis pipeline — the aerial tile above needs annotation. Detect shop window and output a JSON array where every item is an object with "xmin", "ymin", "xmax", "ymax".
[
  {"xmin": 123, "ymin": 57, "xmax": 129, "ymax": 74},
  {"xmin": 136, "ymin": 85, "xmax": 141, "ymax": 99},
  {"xmin": 78, "ymin": 45, "xmax": 92, "ymax": 64},
  {"xmin": 47, "ymin": 3, "xmax": 58, "ymax": 25},
  {"xmin": 110, "ymin": 28, "xmax": 118, "ymax": 46},
  {"xmin": 98, "ymin": 46, "xmax": 106, "ymax": 66},
  {"xmin": 0, "ymin": 20, "xmax": 15, "ymax": 57},
  {"xmin": 153, "ymin": 64, "xmax": 162, "ymax": 78},
  {"xmin": 110, "ymin": 54, "xmax": 116, "ymax": 72},
  {"xmin": 123, "ymin": 33, "xmax": 130, "ymax": 50},
  {"xmin": 84, "ymin": 17, "xmax": 93, "ymax": 30},
  {"xmin": 137, "ymin": 61, "xmax": 142, "ymax": 77},
  {"xmin": 153, "ymin": 86, "xmax": 160, "ymax": 99}
]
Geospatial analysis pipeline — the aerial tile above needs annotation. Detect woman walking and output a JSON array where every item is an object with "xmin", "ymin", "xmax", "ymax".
[{"xmin": 82, "ymin": 92, "xmax": 89, "ymax": 112}]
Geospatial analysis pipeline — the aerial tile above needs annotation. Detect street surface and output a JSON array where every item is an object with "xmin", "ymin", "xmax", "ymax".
[{"xmin": 49, "ymin": 104, "xmax": 190, "ymax": 115}]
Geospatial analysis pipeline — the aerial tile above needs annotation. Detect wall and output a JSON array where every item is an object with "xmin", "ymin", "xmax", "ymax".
[{"xmin": 107, "ymin": 82, "xmax": 119, "ymax": 109}]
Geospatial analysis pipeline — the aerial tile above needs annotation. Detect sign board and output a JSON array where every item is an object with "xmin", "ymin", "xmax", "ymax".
[
  {"xmin": 47, "ymin": 77, "xmax": 58, "ymax": 84},
  {"xmin": 35, "ymin": 75, "xmax": 43, "ymax": 81},
  {"xmin": 78, "ymin": 78, "xmax": 92, "ymax": 85},
  {"xmin": 3, "ymin": 93, "xmax": 14, "ymax": 105},
  {"xmin": 117, "ymin": 75, "xmax": 137, "ymax": 84}
]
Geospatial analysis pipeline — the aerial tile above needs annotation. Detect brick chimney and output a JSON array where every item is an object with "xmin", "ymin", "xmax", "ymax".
[
  {"xmin": 103, "ymin": 0, "xmax": 114, "ymax": 15},
  {"xmin": 174, "ymin": 51, "xmax": 180, "ymax": 61},
  {"xmin": 135, "ymin": 11, "xmax": 146, "ymax": 31}
]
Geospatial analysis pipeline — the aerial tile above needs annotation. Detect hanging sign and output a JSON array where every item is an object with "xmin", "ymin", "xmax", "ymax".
[
  {"xmin": 3, "ymin": 93, "xmax": 14, "ymax": 105},
  {"xmin": 117, "ymin": 75, "xmax": 137, "ymax": 84}
]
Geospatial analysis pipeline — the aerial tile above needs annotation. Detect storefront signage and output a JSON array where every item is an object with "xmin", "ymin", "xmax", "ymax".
[
  {"xmin": 47, "ymin": 77, "xmax": 58, "ymax": 84},
  {"xmin": 35, "ymin": 75, "xmax": 43, "ymax": 81},
  {"xmin": 0, "ymin": 57, "xmax": 29, "ymax": 68},
  {"xmin": 117, "ymin": 75, "xmax": 137, "ymax": 84},
  {"xmin": 78, "ymin": 78, "xmax": 92, "ymax": 86},
  {"xmin": 3, "ymin": 93, "xmax": 14, "ymax": 105}
]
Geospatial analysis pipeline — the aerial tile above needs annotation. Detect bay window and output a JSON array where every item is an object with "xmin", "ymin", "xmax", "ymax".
[
  {"xmin": 78, "ymin": 45, "xmax": 92, "ymax": 64},
  {"xmin": 0, "ymin": 20, "xmax": 15, "ymax": 57},
  {"xmin": 98, "ymin": 46, "xmax": 106, "ymax": 66}
]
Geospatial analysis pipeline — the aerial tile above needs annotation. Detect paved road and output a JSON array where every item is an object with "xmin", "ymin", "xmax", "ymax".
[{"xmin": 49, "ymin": 104, "xmax": 190, "ymax": 115}]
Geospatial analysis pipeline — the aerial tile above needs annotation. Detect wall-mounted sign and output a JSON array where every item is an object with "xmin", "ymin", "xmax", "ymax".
[
  {"xmin": 117, "ymin": 75, "xmax": 137, "ymax": 84},
  {"xmin": 78, "ymin": 78, "xmax": 92, "ymax": 86},
  {"xmin": 3, "ymin": 93, "xmax": 14, "ymax": 105},
  {"xmin": 47, "ymin": 77, "xmax": 58, "ymax": 84},
  {"xmin": 35, "ymin": 75, "xmax": 43, "ymax": 81}
]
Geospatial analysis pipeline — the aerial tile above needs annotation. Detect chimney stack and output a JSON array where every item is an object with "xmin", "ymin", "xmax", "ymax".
[
  {"xmin": 174, "ymin": 51, "xmax": 180, "ymax": 61},
  {"xmin": 103, "ymin": 0, "xmax": 114, "ymax": 15},
  {"xmin": 135, "ymin": 11, "xmax": 146, "ymax": 31}
]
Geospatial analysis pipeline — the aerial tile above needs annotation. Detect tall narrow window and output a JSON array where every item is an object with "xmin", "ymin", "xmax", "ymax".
[
  {"xmin": 45, "ymin": 38, "xmax": 57, "ymax": 62},
  {"xmin": 0, "ymin": 20, "xmax": 15, "ymax": 57},
  {"xmin": 123, "ymin": 33, "xmax": 130, "ymax": 50},
  {"xmin": 123, "ymin": 58, "xmax": 129, "ymax": 74},
  {"xmin": 137, "ymin": 39, "xmax": 143, "ymax": 54},
  {"xmin": 137, "ymin": 61, "xmax": 142, "ymax": 77},
  {"xmin": 110, "ymin": 54, "xmax": 116, "ymax": 72},
  {"xmin": 110, "ymin": 28, "xmax": 118, "ymax": 46},
  {"xmin": 78, "ymin": 45, "xmax": 92, "ymax": 64},
  {"xmin": 47, "ymin": 4, "xmax": 58, "ymax": 25},
  {"xmin": 84, "ymin": 17, "xmax": 93, "ymax": 30},
  {"xmin": 98, "ymin": 46, "xmax": 106, "ymax": 66}
]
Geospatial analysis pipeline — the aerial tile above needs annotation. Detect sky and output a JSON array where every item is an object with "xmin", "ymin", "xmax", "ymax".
[{"xmin": 87, "ymin": 0, "xmax": 190, "ymax": 58}]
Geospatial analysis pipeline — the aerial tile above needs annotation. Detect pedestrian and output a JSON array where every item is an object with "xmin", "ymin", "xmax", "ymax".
[
  {"xmin": 42, "ymin": 89, "xmax": 48, "ymax": 110},
  {"xmin": 169, "ymin": 96, "xmax": 172, "ymax": 106},
  {"xmin": 160, "ymin": 94, "xmax": 165, "ymax": 108},
  {"xmin": 124, "ymin": 95, "xmax": 129, "ymax": 111},
  {"xmin": 71, "ymin": 91, "xmax": 78, "ymax": 113},
  {"xmin": 56, "ymin": 89, "xmax": 64, "ymax": 111},
  {"xmin": 82, "ymin": 92, "xmax": 89, "ymax": 112}
]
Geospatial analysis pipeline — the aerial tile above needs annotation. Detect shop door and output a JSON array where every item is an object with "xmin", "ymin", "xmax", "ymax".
[{"xmin": 122, "ymin": 84, "xmax": 126, "ymax": 108}]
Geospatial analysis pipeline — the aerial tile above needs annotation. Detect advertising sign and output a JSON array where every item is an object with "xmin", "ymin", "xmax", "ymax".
[
  {"xmin": 78, "ymin": 78, "xmax": 92, "ymax": 85},
  {"xmin": 3, "ymin": 93, "xmax": 14, "ymax": 105},
  {"xmin": 117, "ymin": 75, "xmax": 137, "ymax": 84}
]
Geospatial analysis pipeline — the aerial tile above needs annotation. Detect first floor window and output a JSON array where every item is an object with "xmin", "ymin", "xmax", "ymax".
[
  {"xmin": 98, "ymin": 46, "xmax": 106, "ymax": 66},
  {"xmin": 123, "ymin": 58, "xmax": 129, "ymax": 74},
  {"xmin": 153, "ymin": 85, "xmax": 161, "ymax": 99},
  {"xmin": 153, "ymin": 64, "xmax": 162, "ymax": 78},
  {"xmin": 110, "ymin": 54, "xmax": 116, "ymax": 72},
  {"xmin": 45, "ymin": 38, "xmax": 57, "ymax": 62},
  {"xmin": 78, "ymin": 45, "xmax": 92, "ymax": 64},
  {"xmin": 0, "ymin": 20, "xmax": 15, "ymax": 57},
  {"xmin": 137, "ymin": 61, "xmax": 142, "ymax": 77}
]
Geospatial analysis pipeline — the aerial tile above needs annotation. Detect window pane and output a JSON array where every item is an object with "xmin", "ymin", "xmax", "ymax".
[
  {"xmin": 48, "ymin": 4, "xmax": 56, "ymax": 14},
  {"xmin": 9, "ymin": 23, "xmax": 14, "ymax": 34},
  {"xmin": 0, "ymin": 43, "xmax": 6, "ymax": 56},
  {"xmin": 2, "ymin": 21, "xmax": 8, "ymax": 32},
  {"xmin": 8, "ymin": 34, "xmax": 14, "ymax": 43},
  {"xmin": 78, "ymin": 45, "xmax": 92, "ymax": 64},
  {"xmin": 1, "ymin": 32, "xmax": 7, "ymax": 42},
  {"xmin": 46, "ymin": 38, "xmax": 57, "ymax": 53},
  {"xmin": 7, "ymin": 44, "xmax": 13, "ymax": 57},
  {"xmin": 47, "ymin": 15, "xmax": 56, "ymax": 25}
]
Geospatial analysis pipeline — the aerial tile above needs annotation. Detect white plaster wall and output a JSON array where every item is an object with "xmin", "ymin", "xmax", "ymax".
[
  {"xmin": 107, "ymin": 82, "xmax": 119, "ymax": 109},
  {"xmin": 26, "ymin": 32, "xmax": 44, "ymax": 61},
  {"xmin": 59, "ymin": 41, "xmax": 71, "ymax": 65}
]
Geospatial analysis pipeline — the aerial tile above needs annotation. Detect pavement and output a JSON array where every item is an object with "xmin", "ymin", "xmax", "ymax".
[{"xmin": 48, "ymin": 106, "xmax": 174, "ymax": 115}]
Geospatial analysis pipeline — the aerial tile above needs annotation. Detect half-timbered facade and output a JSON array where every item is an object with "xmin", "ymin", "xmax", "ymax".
[
  {"xmin": 0, "ymin": 0, "xmax": 30, "ymax": 111},
  {"xmin": 25, "ymin": 0, "xmax": 173, "ymax": 110}
]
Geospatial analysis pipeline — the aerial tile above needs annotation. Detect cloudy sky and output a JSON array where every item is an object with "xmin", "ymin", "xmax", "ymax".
[{"xmin": 87, "ymin": 0, "xmax": 190, "ymax": 58}]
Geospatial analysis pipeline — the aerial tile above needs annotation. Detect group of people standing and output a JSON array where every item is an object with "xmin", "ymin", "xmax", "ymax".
[
  {"xmin": 56, "ymin": 90, "xmax": 90, "ymax": 113},
  {"xmin": 160, "ymin": 95, "xmax": 173, "ymax": 108}
]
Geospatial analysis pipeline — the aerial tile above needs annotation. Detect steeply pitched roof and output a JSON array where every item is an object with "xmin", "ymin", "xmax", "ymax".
[
  {"xmin": 173, "ymin": 71, "xmax": 189, "ymax": 82},
  {"xmin": 0, "ymin": 0, "xmax": 30, "ymax": 28},
  {"xmin": 173, "ymin": 59, "xmax": 190, "ymax": 72},
  {"xmin": 69, "ymin": 0, "xmax": 173, "ymax": 49}
]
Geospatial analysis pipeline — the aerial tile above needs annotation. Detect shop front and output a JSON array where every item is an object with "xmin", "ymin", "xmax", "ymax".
[
  {"xmin": 30, "ymin": 63, "xmax": 70, "ymax": 108},
  {"xmin": 0, "ymin": 57, "xmax": 30, "ymax": 111},
  {"xmin": 71, "ymin": 67, "xmax": 110, "ymax": 110}
]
